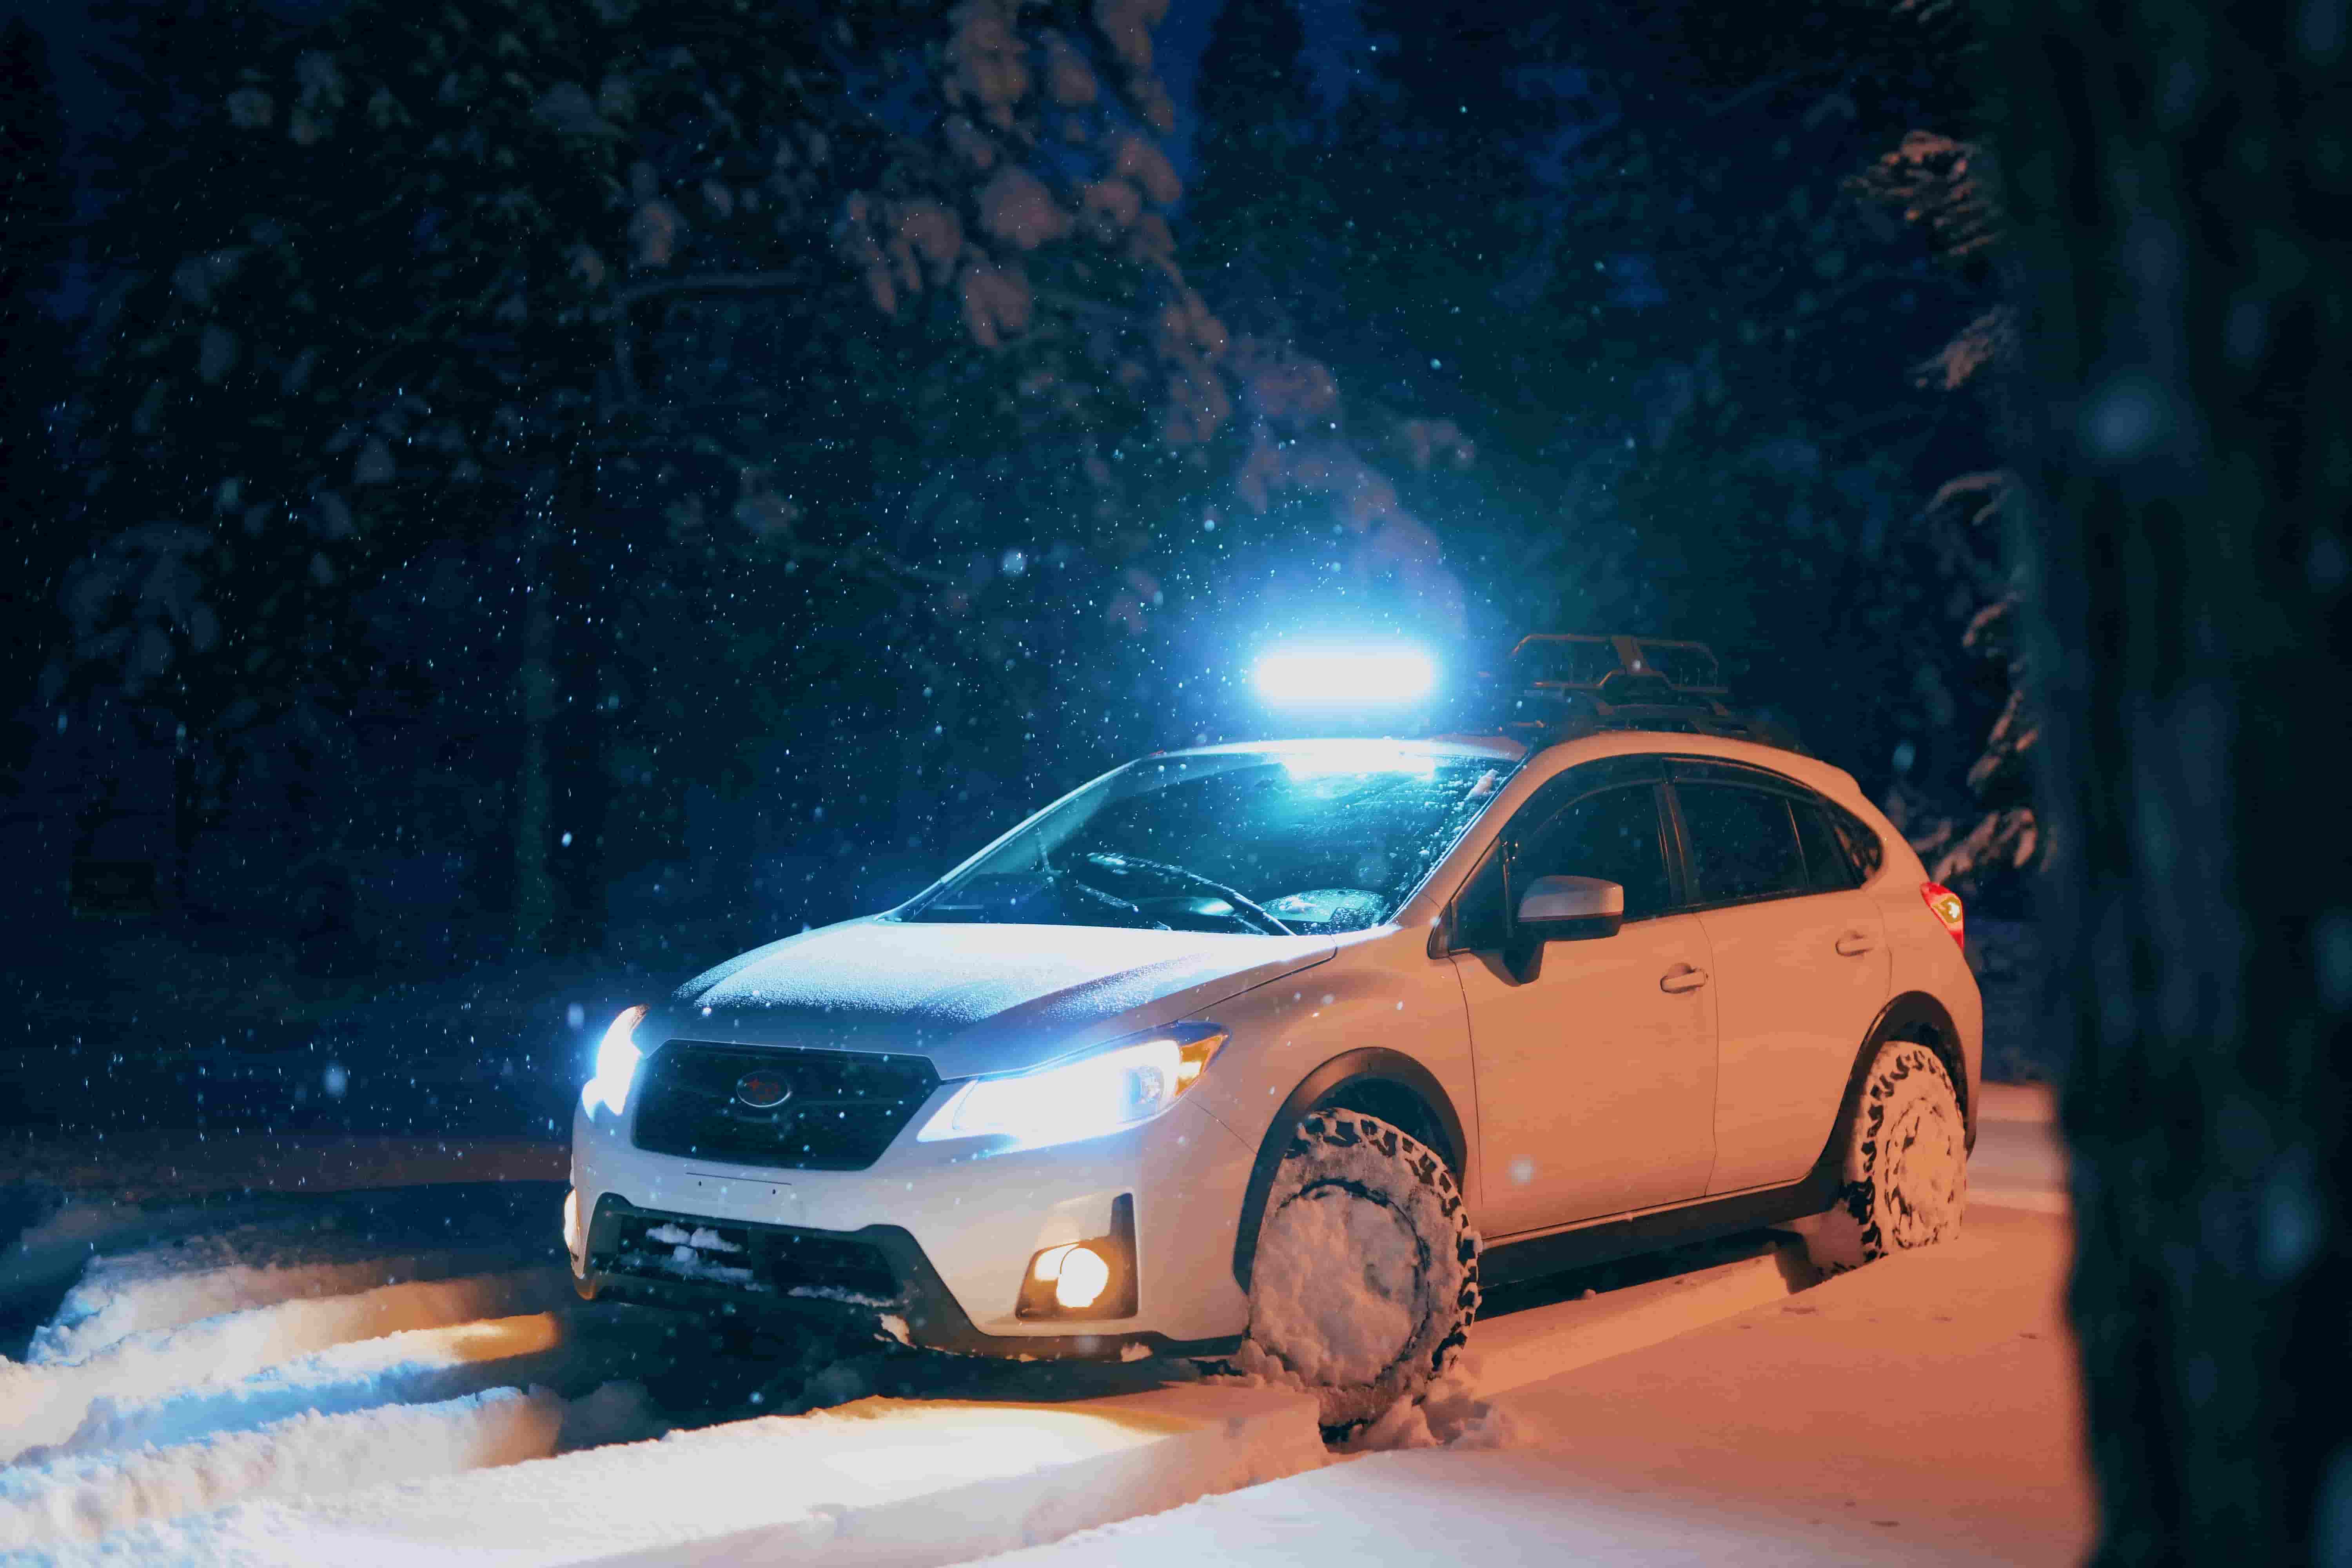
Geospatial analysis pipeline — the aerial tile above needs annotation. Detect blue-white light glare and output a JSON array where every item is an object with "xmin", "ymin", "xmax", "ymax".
[
  {"xmin": 584, "ymin": 1004, "xmax": 647, "ymax": 1118},
  {"xmin": 1279, "ymin": 742, "xmax": 1439, "ymax": 780},
  {"xmin": 1252, "ymin": 646, "xmax": 1438, "ymax": 707}
]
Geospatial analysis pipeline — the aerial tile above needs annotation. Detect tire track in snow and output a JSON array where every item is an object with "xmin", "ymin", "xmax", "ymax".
[
  {"xmin": 31, "ymin": 1248, "xmax": 539, "ymax": 1365},
  {"xmin": 0, "ymin": 1267, "xmax": 573, "ymax": 1463},
  {"xmin": 0, "ymin": 1384, "xmax": 564, "ymax": 1552},
  {"xmin": 36, "ymin": 1383, "xmax": 1329, "ymax": 1567},
  {"xmin": 41, "ymin": 1311, "xmax": 586, "ymax": 1458}
]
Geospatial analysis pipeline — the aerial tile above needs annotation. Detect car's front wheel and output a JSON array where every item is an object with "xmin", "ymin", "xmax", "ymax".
[
  {"xmin": 1804, "ymin": 1038, "xmax": 1969, "ymax": 1274},
  {"xmin": 1241, "ymin": 1109, "xmax": 1480, "ymax": 1429}
]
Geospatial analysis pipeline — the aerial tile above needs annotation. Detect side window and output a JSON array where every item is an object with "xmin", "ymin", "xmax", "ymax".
[
  {"xmin": 1451, "ymin": 843, "xmax": 1509, "ymax": 951},
  {"xmin": 1518, "ymin": 785, "xmax": 1673, "ymax": 920},
  {"xmin": 1792, "ymin": 799, "xmax": 1862, "ymax": 893},
  {"xmin": 1826, "ymin": 801, "xmax": 1885, "ymax": 880},
  {"xmin": 1676, "ymin": 783, "xmax": 1808, "ymax": 905}
]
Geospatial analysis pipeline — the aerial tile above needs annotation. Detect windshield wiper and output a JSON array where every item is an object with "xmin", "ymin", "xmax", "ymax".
[
  {"xmin": 1058, "ymin": 871, "xmax": 1173, "ymax": 930},
  {"xmin": 1081, "ymin": 852, "xmax": 1294, "ymax": 936}
]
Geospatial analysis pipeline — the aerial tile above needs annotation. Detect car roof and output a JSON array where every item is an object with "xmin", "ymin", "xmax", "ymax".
[
  {"xmin": 1524, "ymin": 727, "xmax": 1869, "ymax": 809},
  {"xmin": 1149, "ymin": 730, "xmax": 1863, "ymax": 806},
  {"xmin": 1155, "ymin": 736, "xmax": 1529, "ymax": 764}
]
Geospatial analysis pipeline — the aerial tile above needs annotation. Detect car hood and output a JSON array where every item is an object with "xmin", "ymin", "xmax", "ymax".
[{"xmin": 655, "ymin": 918, "xmax": 1336, "ymax": 1080}]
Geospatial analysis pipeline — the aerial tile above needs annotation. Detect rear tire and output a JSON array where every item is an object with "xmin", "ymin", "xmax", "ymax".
[
  {"xmin": 1805, "ymin": 1038, "xmax": 1969, "ymax": 1274},
  {"xmin": 1242, "ymin": 1109, "xmax": 1479, "ymax": 1429}
]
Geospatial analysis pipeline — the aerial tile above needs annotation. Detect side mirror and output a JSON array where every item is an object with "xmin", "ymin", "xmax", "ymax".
[
  {"xmin": 1506, "ymin": 876, "xmax": 1624, "ymax": 980},
  {"xmin": 1516, "ymin": 875, "xmax": 1625, "ymax": 940}
]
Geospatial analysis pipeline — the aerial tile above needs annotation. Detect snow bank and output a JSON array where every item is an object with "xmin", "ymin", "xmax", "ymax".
[
  {"xmin": 46, "ymin": 1312, "xmax": 582, "ymax": 1457},
  {"xmin": 84, "ymin": 1383, "xmax": 1327, "ymax": 1566},
  {"xmin": 1468, "ymin": 1244, "xmax": 1809, "ymax": 1396},
  {"xmin": 0, "ymin": 1268, "xmax": 571, "ymax": 1462},
  {"xmin": 32, "ymin": 1247, "xmax": 535, "ymax": 1365},
  {"xmin": 1334, "ymin": 1373, "xmax": 1527, "ymax": 1454},
  {"xmin": 0, "ymin": 1385, "xmax": 562, "ymax": 1551},
  {"xmin": 966, "ymin": 1214, "xmax": 2087, "ymax": 1568}
]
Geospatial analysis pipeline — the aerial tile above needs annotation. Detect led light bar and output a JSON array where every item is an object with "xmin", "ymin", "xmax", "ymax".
[{"xmin": 1252, "ymin": 646, "xmax": 1439, "ymax": 706}]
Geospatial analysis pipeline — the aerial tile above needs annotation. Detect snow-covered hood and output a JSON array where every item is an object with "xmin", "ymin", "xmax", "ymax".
[{"xmin": 656, "ymin": 918, "xmax": 1335, "ymax": 1080}]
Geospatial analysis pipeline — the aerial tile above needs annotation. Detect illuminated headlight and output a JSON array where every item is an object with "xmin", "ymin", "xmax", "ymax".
[
  {"xmin": 582, "ymin": 1005, "xmax": 648, "ymax": 1118},
  {"xmin": 917, "ymin": 1024, "xmax": 1226, "ymax": 1151}
]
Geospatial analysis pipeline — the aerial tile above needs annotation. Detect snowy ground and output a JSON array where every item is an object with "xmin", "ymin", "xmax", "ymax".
[{"xmin": 0, "ymin": 1096, "xmax": 2080, "ymax": 1565}]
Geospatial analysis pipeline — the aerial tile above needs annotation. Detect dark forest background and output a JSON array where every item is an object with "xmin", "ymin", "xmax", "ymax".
[{"xmin": 0, "ymin": 0, "xmax": 2036, "ymax": 1114}]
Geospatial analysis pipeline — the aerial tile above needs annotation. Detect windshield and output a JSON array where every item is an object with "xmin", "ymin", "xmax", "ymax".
[{"xmin": 898, "ymin": 746, "xmax": 1514, "ymax": 935}]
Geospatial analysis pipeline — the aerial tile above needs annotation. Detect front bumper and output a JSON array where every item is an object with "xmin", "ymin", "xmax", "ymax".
[
  {"xmin": 570, "ymin": 1089, "xmax": 1255, "ymax": 1359},
  {"xmin": 575, "ymin": 1195, "xmax": 1240, "ymax": 1359}
]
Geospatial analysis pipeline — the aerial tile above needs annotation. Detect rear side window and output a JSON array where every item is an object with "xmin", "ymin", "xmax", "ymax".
[
  {"xmin": 1676, "ymin": 783, "xmax": 1808, "ymax": 905},
  {"xmin": 1792, "ymin": 799, "xmax": 1862, "ymax": 892},
  {"xmin": 1825, "ymin": 801, "xmax": 1886, "ymax": 880}
]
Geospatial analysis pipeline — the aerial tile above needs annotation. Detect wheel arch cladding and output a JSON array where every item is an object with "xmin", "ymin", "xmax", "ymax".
[
  {"xmin": 1230, "ymin": 1047, "xmax": 1469, "ymax": 1293},
  {"xmin": 1826, "ymin": 991, "xmax": 1973, "ymax": 1161}
]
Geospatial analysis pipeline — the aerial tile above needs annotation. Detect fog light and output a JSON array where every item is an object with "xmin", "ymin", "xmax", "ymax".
[
  {"xmin": 562, "ymin": 1189, "xmax": 583, "ymax": 1258},
  {"xmin": 1053, "ymin": 1245, "xmax": 1111, "ymax": 1311},
  {"xmin": 1016, "ymin": 1196, "xmax": 1139, "ymax": 1322}
]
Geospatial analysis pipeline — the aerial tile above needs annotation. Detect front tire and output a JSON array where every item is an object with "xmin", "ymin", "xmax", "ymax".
[
  {"xmin": 1242, "ymin": 1109, "xmax": 1479, "ymax": 1429},
  {"xmin": 1804, "ymin": 1038, "xmax": 1969, "ymax": 1274}
]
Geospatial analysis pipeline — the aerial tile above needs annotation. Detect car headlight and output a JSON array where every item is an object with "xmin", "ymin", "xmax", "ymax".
[
  {"xmin": 916, "ymin": 1023, "xmax": 1227, "ymax": 1151},
  {"xmin": 583, "ymin": 1004, "xmax": 648, "ymax": 1118}
]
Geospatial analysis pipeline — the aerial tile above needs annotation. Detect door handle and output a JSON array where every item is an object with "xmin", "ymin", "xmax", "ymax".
[
  {"xmin": 1660, "ymin": 964, "xmax": 1709, "ymax": 994},
  {"xmin": 1835, "ymin": 931, "xmax": 1879, "ymax": 957}
]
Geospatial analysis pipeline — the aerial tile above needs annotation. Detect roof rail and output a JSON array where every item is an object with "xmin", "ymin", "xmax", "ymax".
[{"xmin": 1491, "ymin": 634, "xmax": 1802, "ymax": 752}]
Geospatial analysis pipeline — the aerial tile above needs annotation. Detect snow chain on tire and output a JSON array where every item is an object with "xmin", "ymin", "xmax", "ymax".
[
  {"xmin": 1805, "ymin": 1038, "xmax": 1969, "ymax": 1275},
  {"xmin": 1244, "ymin": 1109, "xmax": 1480, "ymax": 1430}
]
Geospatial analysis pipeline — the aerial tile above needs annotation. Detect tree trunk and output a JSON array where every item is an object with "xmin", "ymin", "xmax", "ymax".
[
  {"xmin": 1979, "ymin": 2, "xmax": 2352, "ymax": 1561},
  {"xmin": 512, "ymin": 475, "xmax": 559, "ymax": 954}
]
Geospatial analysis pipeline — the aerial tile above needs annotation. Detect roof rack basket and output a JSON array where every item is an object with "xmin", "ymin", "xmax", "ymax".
[{"xmin": 1497, "ymin": 633, "xmax": 1794, "ymax": 748}]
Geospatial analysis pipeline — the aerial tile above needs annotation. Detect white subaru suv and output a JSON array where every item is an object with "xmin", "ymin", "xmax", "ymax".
[{"xmin": 567, "ymin": 637, "xmax": 1980, "ymax": 1421}]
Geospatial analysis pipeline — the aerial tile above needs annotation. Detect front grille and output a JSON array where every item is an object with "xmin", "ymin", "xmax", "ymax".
[
  {"xmin": 631, "ymin": 1039, "xmax": 938, "ymax": 1171},
  {"xmin": 598, "ymin": 1206, "xmax": 900, "ymax": 1302}
]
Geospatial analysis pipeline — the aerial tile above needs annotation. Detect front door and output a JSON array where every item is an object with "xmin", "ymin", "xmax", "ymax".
[
  {"xmin": 1668, "ymin": 771, "xmax": 1893, "ymax": 1193},
  {"xmin": 1450, "ymin": 777, "xmax": 1718, "ymax": 1236}
]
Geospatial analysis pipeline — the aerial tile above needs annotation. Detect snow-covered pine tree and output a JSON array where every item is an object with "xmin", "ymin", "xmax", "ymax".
[
  {"xmin": 1848, "ymin": 103, "xmax": 2040, "ymax": 897},
  {"xmin": 64, "ymin": 0, "xmax": 1225, "ymax": 948}
]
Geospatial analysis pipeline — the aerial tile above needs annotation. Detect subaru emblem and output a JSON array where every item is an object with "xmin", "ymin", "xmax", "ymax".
[{"xmin": 734, "ymin": 1069, "xmax": 793, "ymax": 1110}]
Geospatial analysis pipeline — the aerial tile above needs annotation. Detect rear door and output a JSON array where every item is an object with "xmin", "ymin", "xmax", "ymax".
[
  {"xmin": 1448, "ymin": 761, "xmax": 1718, "ymax": 1234},
  {"xmin": 1667, "ymin": 762, "xmax": 1891, "ymax": 1194}
]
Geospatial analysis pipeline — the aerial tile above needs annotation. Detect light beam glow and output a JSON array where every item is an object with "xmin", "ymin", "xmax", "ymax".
[{"xmin": 1252, "ymin": 645, "xmax": 1438, "ymax": 706}]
